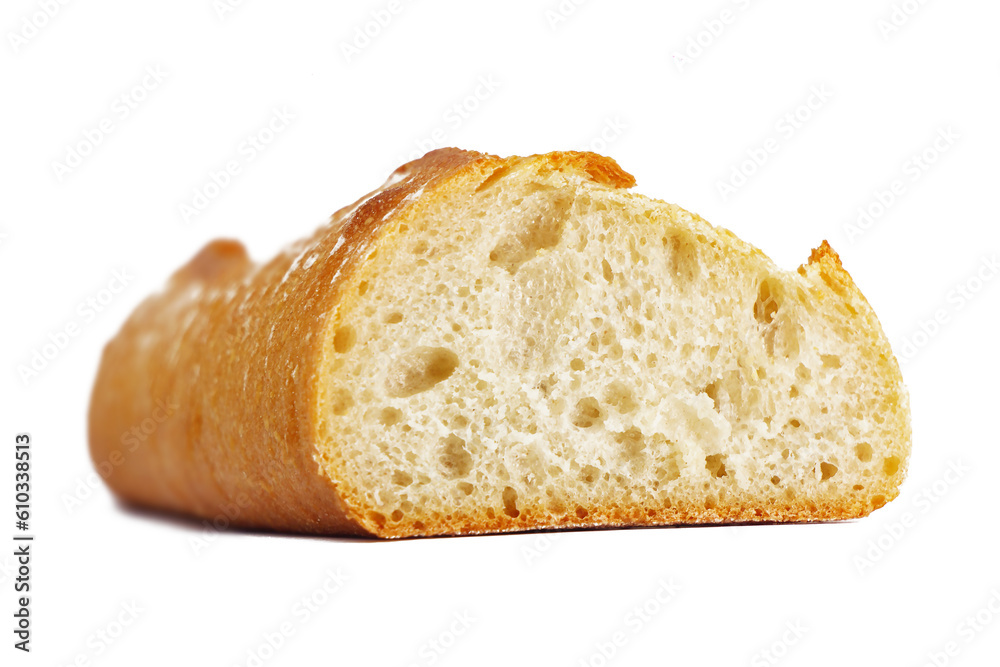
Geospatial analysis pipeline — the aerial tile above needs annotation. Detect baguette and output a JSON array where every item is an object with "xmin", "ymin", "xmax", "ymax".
[{"xmin": 88, "ymin": 148, "xmax": 911, "ymax": 538}]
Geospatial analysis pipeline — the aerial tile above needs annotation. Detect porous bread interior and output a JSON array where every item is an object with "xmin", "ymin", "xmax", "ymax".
[{"xmin": 317, "ymin": 166, "xmax": 909, "ymax": 536}]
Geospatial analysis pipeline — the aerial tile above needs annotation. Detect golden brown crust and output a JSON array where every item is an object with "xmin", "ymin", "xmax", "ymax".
[
  {"xmin": 351, "ymin": 498, "xmax": 881, "ymax": 540},
  {"xmin": 89, "ymin": 149, "xmax": 907, "ymax": 539}
]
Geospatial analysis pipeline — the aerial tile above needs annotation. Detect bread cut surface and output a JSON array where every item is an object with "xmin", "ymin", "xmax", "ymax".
[{"xmin": 88, "ymin": 148, "xmax": 911, "ymax": 538}]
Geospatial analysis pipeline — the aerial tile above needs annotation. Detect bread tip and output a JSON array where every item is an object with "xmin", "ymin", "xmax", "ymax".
[{"xmin": 809, "ymin": 240, "xmax": 843, "ymax": 267}]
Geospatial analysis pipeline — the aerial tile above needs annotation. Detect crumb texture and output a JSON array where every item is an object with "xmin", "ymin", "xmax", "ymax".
[{"xmin": 318, "ymin": 157, "xmax": 911, "ymax": 537}]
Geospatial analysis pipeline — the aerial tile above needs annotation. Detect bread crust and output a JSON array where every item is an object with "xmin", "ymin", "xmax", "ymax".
[{"xmin": 89, "ymin": 148, "xmax": 909, "ymax": 538}]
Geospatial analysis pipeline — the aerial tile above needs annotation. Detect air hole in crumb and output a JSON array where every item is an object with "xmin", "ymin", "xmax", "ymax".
[
  {"xmin": 502, "ymin": 486, "xmax": 520, "ymax": 518},
  {"xmin": 575, "ymin": 507, "xmax": 588, "ymax": 519},
  {"xmin": 872, "ymin": 495, "xmax": 887, "ymax": 509},
  {"xmin": 855, "ymin": 443, "xmax": 873, "ymax": 462},
  {"xmin": 488, "ymin": 196, "xmax": 570, "ymax": 273},
  {"xmin": 386, "ymin": 347, "xmax": 459, "ymax": 397},
  {"xmin": 330, "ymin": 388, "xmax": 353, "ymax": 416},
  {"xmin": 390, "ymin": 509, "xmax": 403, "ymax": 521},
  {"xmin": 755, "ymin": 279, "xmax": 780, "ymax": 325},
  {"xmin": 820, "ymin": 462, "xmax": 838, "ymax": 481},
  {"xmin": 367, "ymin": 511, "xmax": 386, "ymax": 528},
  {"xmin": 439, "ymin": 434, "xmax": 473, "ymax": 479},
  {"xmin": 788, "ymin": 419, "xmax": 802, "ymax": 429},
  {"xmin": 663, "ymin": 232, "xmax": 700, "ymax": 284},
  {"xmin": 601, "ymin": 327, "xmax": 615, "ymax": 347},
  {"xmin": 333, "ymin": 326, "xmax": 356, "ymax": 353},
  {"xmin": 771, "ymin": 475, "xmax": 781, "ymax": 485},
  {"xmin": 385, "ymin": 312, "xmax": 404, "ymax": 324},
  {"xmin": 357, "ymin": 281, "xmax": 369, "ymax": 296},
  {"xmin": 475, "ymin": 164, "xmax": 511, "ymax": 192},
  {"xmin": 704, "ymin": 381, "xmax": 720, "ymax": 410},
  {"xmin": 853, "ymin": 484, "xmax": 864, "ymax": 491},
  {"xmin": 580, "ymin": 465, "xmax": 600, "ymax": 484},
  {"xmin": 391, "ymin": 470, "xmax": 413, "ymax": 486},
  {"xmin": 571, "ymin": 397, "xmax": 604, "ymax": 428},
  {"xmin": 457, "ymin": 482, "xmax": 474, "ymax": 496},
  {"xmin": 705, "ymin": 454, "xmax": 728, "ymax": 478},
  {"xmin": 882, "ymin": 456, "xmax": 900, "ymax": 476},
  {"xmin": 781, "ymin": 449, "xmax": 790, "ymax": 459},
  {"xmin": 602, "ymin": 259, "xmax": 614, "ymax": 282},
  {"xmin": 570, "ymin": 358, "xmax": 585, "ymax": 371},
  {"xmin": 378, "ymin": 407, "xmax": 402, "ymax": 426},
  {"xmin": 822, "ymin": 354, "xmax": 842, "ymax": 369}
]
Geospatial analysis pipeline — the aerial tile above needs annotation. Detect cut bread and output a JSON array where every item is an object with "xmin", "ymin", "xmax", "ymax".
[{"xmin": 88, "ymin": 148, "xmax": 911, "ymax": 538}]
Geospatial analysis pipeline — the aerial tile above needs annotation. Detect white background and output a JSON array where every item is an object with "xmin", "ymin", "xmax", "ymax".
[{"xmin": 2, "ymin": 1, "xmax": 999, "ymax": 665}]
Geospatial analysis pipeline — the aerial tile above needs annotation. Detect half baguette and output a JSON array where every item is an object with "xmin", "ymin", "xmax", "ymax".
[{"xmin": 88, "ymin": 148, "xmax": 911, "ymax": 538}]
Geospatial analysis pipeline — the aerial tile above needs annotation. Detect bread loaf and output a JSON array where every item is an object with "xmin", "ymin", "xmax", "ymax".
[{"xmin": 88, "ymin": 148, "xmax": 911, "ymax": 538}]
